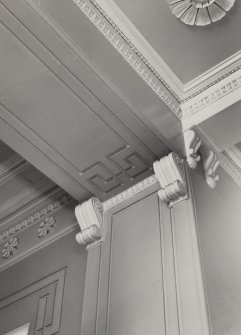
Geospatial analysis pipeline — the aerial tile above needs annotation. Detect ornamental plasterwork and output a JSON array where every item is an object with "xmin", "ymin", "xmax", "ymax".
[
  {"xmin": 184, "ymin": 130, "xmax": 202, "ymax": 169},
  {"xmin": 37, "ymin": 216, "xmax": 56, "ymax": 238},
  {"xmin": 0, "ymin": 193, "xmax": 72, "ymax": 243},
  {"xmin": 201, "ymin": 149, "xmax": 220, "ymax": 188},
  {"xmin": 167, "ymin": 0, "xmax": 236, "ymax": 26},
  {"xmin": 182, "ymin": 68, "xmax": 241, "ymax": 120},
  {"xmin": 103, "ymin": 175, "xmax": 158, "ymax": 210},
  {"xmin": 75, "ymin": 197, "xmax": 104, "ymax": 248},
  {"xmin": 153, "ymin": 152, "xmax": 187, "ymax": 205},
  {"xmin": 2, "ymin": 237, "xmax": 19, "ymax": 259},
  {"xmin": 71, "ymin": 0, "xmax": 181, "ymax": 118}
]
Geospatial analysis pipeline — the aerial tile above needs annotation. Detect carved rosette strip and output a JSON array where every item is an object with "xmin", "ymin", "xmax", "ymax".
[
  {"xmin": 202, "ymin": 150, "xmax": 220, "ymax": 188},
  {"xmin": 75, "ymin": 197, "xmax": 103, "ymax": 248},
  {"xmin": 184, "ymin": 129, "xmax": 202, "ymax": 169},
  {"xmin": 2, "ymin": 237, "xmax": 19, "ymax": 259},
  {"xmin": 153, "ymin": 152, "xmax": 187, "ymax": 205}
]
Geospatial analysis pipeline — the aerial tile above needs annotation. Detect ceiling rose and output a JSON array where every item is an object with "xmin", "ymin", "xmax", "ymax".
[{"xmin": 167, "ymin": 0, "xmax": 236, "ymax": 26}]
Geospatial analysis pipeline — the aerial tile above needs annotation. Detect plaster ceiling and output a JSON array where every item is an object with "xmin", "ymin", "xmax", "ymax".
[
  {"xmin": 0, "ymin": 141, "xmax": 55, "ymax": 223},
  {"xmin": 0, "ymin": 0, "xmax": 240, "ymax": 206},
  {"xmin": 111, "ymin": 0, "xmax": 241, "ymax": 83},
  {"xmin": 0, "ymin": 0, "xmax": 182, "ymax": 203}
]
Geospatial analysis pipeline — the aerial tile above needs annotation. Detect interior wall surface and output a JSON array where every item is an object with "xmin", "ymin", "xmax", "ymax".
[
  {"xmin": 191, "ymin": 166, "xmax": 241, "ymax": 335},
  {"xmin": 0, "ymin": 229, "xmax": 87, "ymax": 335},
  {"xmin": 83, "ymin": 174, "xmax": 211, "ymax": 335}
]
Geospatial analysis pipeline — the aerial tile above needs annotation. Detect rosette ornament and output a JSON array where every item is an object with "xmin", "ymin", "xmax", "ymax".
[{"xmin": 167, "ymin": 0, "xmax": 236, "ymax": 26}]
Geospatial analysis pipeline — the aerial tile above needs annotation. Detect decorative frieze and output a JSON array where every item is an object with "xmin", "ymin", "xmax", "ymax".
[
  {"xmin": 75, "ymin": 197, "xmax": 104, "ymax": 248},
  {"xmin": 37, "ymin": 216, "xmax": 56, "ymax": 238},
  {"xmin": 201, "ymin": 149, "xmax": 220, "ymax": 188},
  {"xmin": 219, "ymin": 148, "xmax": 241, "ymax": 189},
  {"xmin": 184, "ymin": 129, "xmax": 202, "ymax": 169},
  {"xmin": 103, "ymin": 175, "xmax": 158, "ymax": 211},
  {"xmin": 153, "ymin": 152, "xmax": 187, "ymax": 205},
  {"xmin": 182, "ymin": 67, "xmax": 241, "ymax": 123},
  {"xmin": 0, "ymin": 193, "xmax": 72, "ymax": 243},
  {"xmin": 2, "ymin": 237, "xmax": 19, "ymax": 259},
  {"xmin": 72, "ymin": 0, "xmax": 181, "ymax": 118}
]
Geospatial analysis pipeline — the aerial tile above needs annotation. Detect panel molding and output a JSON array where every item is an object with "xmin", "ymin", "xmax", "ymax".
[
  {"xmin": 0, "ymin": 268, "xmax": 66, "ymax": 335},
  {"xmin": 81, "ymin": 168, "xmax": 211, "ymax": 335},
  {"xmin": 0, "ymin": 1, "xmax": 164, "ymax": 200},
  {"xmin": 0, "ymin": 153, "xmax": 27, "ymax": 184}
]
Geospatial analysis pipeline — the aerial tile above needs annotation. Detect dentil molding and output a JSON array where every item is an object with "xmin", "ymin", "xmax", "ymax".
[
  {"xmin": 153, "ymin": 152, "xmax": 187, "ymax": 205},
  {"xmin": 75, "ymin": 197, "xmax": 104, "ymax": 248},
  {"xmin": 71, "ymin": 0, "xmax": 241, "ymax": 126},
  {"xmin": 71, "ymin": 0, "xmax": 181, "ymax": 118},
  {"xmin": 219, "ymin": 147, "xmax": 241, "ymax": 189}
]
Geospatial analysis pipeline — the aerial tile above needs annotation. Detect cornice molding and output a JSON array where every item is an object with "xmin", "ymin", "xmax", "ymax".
[
  {"xmin": 103, "ymin": 174, "xmax": 158, "ymax": 211},
  {"xmin": 182, "ymin": 67, "xmax": 241, "ymax": 126},
  {"xmin": 71, "ymin": 0, "xmax": 181, "ymax": 118},
  {"xmin": 220, "ymin": 147, "xmax": 241, "ymax": 188},
  {"xmin": 0, "ymin": 153, "xmax": 27, "ymax": 184},
  {"xmin": 0, "ymin": 193, "xmax": 73, "ymax": 244},
  {"xmin": 71, "ymin": 0, "xmax": 241, "ymax": 127}
]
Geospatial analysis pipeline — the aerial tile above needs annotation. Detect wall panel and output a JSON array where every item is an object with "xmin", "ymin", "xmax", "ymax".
[{"xmin": 0, "ymin": 229, "xmax": 87, "ymax": 335}]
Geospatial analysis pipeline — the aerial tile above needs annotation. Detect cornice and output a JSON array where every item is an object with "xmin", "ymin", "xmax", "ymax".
[
  {"xmin": 0, "ymin": 177, "xmax": 55, "ymax": 221},
  {"xmin": 71, "ymin": 0, "xmax": 181, "ymax": 118},
  {"xmin": 71, "ymin": 0, "xmax": 241, "ymax": 127},
  {"xmin": 0, "ymin": 153, "xmax": 27, "ymax": 184},
  {"xmin": 103, "ymin": 174, "xmax": 158, "ymax": 211},
  {"xmin": 182, "ymin": 67, "xmax": 241, "ymax": 129},
  {"xmin": 0, "ymin": 193, "xmax": 73, "ymax": 244},
  {"xmin": 220, "ymin": 148, "xmax": 241, "ymax": 188}
]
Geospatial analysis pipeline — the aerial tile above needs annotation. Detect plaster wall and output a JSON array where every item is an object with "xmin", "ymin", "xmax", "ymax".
[{"xmin": 191, "ymin": 166, "xmax": 241, "ymax": 335}]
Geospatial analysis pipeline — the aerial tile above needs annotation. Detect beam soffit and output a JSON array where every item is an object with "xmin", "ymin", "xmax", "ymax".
[{"xmin": 69, "ymin": 0, "xmax": 241, "ymax": 191}]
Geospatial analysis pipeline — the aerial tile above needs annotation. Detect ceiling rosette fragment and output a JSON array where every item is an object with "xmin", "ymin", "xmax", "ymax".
[{"xmin": 167, "ymin": 0, "xmax": 235, "ymax": 26}]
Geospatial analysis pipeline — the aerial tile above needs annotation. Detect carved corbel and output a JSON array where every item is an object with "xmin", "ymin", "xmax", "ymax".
[
  {"xmin": 153, "ymin": 152, "xmax": 187, "ymax": 205},
  {"xmin": 184, "ymin": 129, "xmax": 202, "ymax": 169},
  {"xmin": 75, "ymin": 197, "xmax": 103, "ymax": 248},
  {"xmin": 202, "ymin": 150, "xmax": 220, "ymax": 189}
]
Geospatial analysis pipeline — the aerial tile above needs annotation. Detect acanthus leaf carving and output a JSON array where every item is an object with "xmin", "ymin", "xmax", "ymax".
[
  {"xmin": 184, "ymin": 129, "xmax": 202, "ymax": 169},
  {"xmin": 153, "ymin": 152, "xmax": 187, "ymax": 205},
  {"xmin": 75, "ymin": 197, "xmax": 103, "ymax": 248}
]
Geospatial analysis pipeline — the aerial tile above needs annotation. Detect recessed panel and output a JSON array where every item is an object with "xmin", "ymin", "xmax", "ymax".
[{"xmin": 108, "ymin": 193, "xmax": 166, "ymax": 335}]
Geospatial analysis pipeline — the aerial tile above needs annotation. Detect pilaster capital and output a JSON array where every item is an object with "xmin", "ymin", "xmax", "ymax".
[
  {"xmin": 184, "ymin": 129, "xmax": 202, "ymax": 169},
  {"xmin": 153, "ymin": 152, "xmax": 187, "ymax": 205},
  {"xmin": 75, "ymin": 197, "xmax": 103, "ymax": 248}
]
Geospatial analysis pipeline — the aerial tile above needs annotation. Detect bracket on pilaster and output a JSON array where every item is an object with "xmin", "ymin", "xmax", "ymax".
[
  {"xmin": 201, "ymin": 149, "xmax": 220, "ymax": 189},
  {"xmin": 153, "ymin": 152, "xmax": 187, "ymax": 206},
  {"xmin": 184, "ymin": 129, "xmax": 202, "ymax": 169},
  {"xmin": 75, "ymin": 197, "xmax": 103, "ymax": 249}
]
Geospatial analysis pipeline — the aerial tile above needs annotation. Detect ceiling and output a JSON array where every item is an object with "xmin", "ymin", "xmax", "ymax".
[
  {"xmin": 0, "ymin": 0, "xmax": 240, "ymax": 206},
  {"xmin": 109, "ymin": 0, "xmax": 241, "ymax": 84},
  {"xmin": 0, "ymin": 140, "xmax": 55, "ymax": 224}
]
